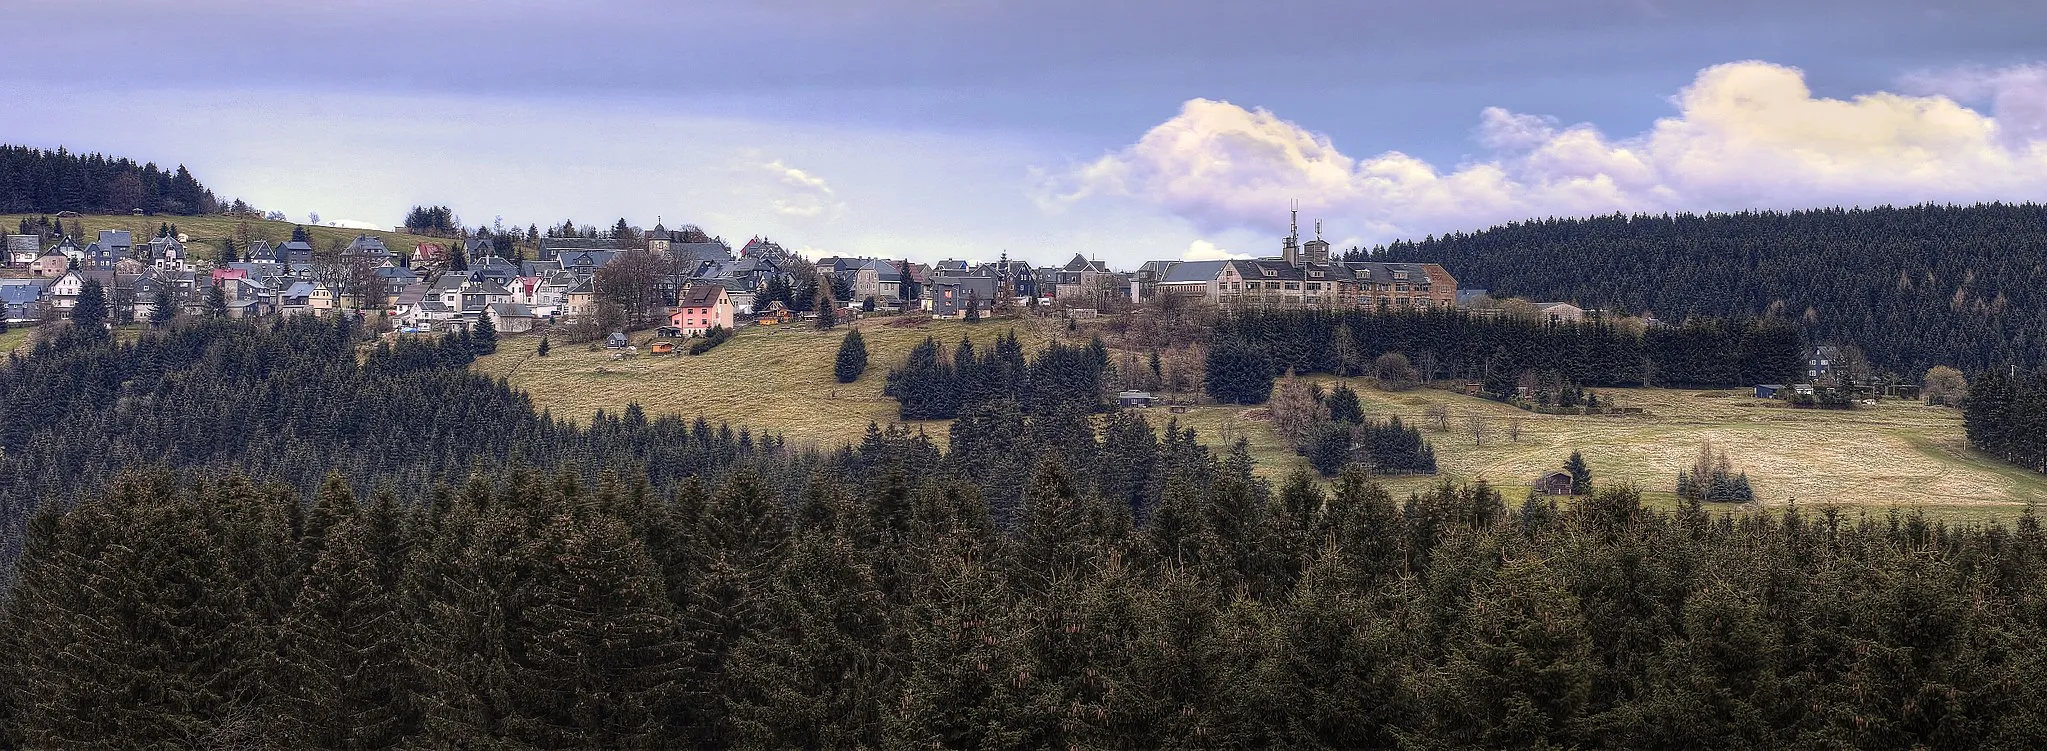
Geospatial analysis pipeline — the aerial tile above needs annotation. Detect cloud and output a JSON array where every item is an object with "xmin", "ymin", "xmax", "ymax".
[
  {"xmin": 762, "ymin": 159, "xmax": 845, "ymax": 219},
  {"xmin": 1049, "ymin": 61, "xmax": 2047, "ymax": 243},
  {"xmin": 321, "ymin": 219, "xmax": 385, "ymax": 230},
  {"xmin": 1181, "ymin": 239, "xmax": 1249, "ymax": 261}
]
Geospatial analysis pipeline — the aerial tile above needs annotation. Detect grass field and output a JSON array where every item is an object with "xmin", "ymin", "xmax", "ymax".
[
  {"xmin": 2, "ymin": 213, "xmax": 445, "ymax": 263},
  {"xmin": 473, "ymin": 320, "xmax": 2045, "ymax": 520},
  {"xmin": 472, "ymin": 317, "xmax": 1086, "ymax": 451}
]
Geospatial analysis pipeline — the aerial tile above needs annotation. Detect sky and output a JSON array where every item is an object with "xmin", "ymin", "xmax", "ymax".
[{"xmin": 6, "ymin": 0, "xmax": 2046, "ymax": 266}]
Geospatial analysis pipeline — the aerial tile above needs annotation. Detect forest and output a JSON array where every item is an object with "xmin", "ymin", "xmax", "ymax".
[
  {"xmin": 1365, "ymin": 203, "xmax": 2047, "ymax": 375},
  {"xmin": 1964, "ymin": 368, "xmax": 2047, "ymax": 475},
  {"xmin": 1204, "ymin": 309, "xmax": 1802, "ymax": 404},
  {"xmin": 0, "ymin": 144, "xmax": 219, "ymax": 215},
  {"xmin": 4, "ymin": 321, "xmax": 2047, "ymax": 748}
]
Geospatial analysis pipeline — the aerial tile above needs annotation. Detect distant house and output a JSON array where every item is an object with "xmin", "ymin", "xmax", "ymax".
[
  {"xmin": 0, "ymin": 278, "xmax": 52, "ymax": 321},
  {"xmin": 1455, "ymin": 289, "xmax": 1491, "ymax": 307},
  {"xmin": 927, "ymin": 276, "xmax": 997, "ymax": 318},
  {"xmin": 1535, "ymin": 302, "xmax": 1585, "ymax": 323},
  {"xmin": 670, "ymin": 283, "xmax": 733, "ymax": 336},
  {"xmin": 1117, "ymin": 390, "xmax": 1156, "ymax": 408},
  {"xmin": 5, "ymin": 235, "xmax": 40, "ymax": 266},
  {"xmin": 1534, "ymin": 470, "xmax": 1575, "ymax": 496},
  {"xmin": 488, "ymin": 302, "xmax": 536, "ymax": 334},
  {"xmin": 605, "ymin": 331, "xmax": 629, "ymax": 349},
  {"xmin": 1807, "ymin": 345, "xmax": 1841, "ymax": 381},
  {"xmin": 34, "ymin": 240, "xmax": 75, "ymax": 277},
  {"xmin": 1754, "ymin": 384, "xmax": 1784, "ymax": 399},
  {"xmin": 278, "ymin": 240, "xmax": 315, "ymax": 266}
]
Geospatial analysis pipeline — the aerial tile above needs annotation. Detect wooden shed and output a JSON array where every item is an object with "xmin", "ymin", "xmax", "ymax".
[
  {"xmin": 1533, "ymin": 470, "xmax": 1575, "ymax": 496},
  {"xmin": 649, "ymin": 341, "xmax": 676, "ymax": 354}
]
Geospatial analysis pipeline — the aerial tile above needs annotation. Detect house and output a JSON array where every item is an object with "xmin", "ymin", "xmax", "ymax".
[
  {"xmin": 1455, "ymin": 289, "xmax": 1491, "ymax": 307},
  {"xmin": 278, "ymin": 240, "xmax": 315, "ymax": 267},
  {"xmin": 1807, "ymin": 345, "xmax": 1841, "ymax": 381},
  {"xmin": 144, "ymin": 235, "xmax": 185, "ymax": 265},
  {"xmin": 1754, "ymin": 384, "xmax": 1784, "ymax": 399},
  {"xmin": 852, "ymin": 260, "xmax": 905, "ymax": 305},
  {"xmin": 488, "ymin": 302, "xmax": 536, "ymax": 334},
  {"xmin": 562, "ymin": 278, "xmax": 598, "ymax": 322},
  {"xmin": 82, "ymin": 230, "xmax": 134, "ymax": 268},
  {"xmin": 345, "ymin": 234, "xmax": 391, "ymax": 261},
  {"xmin": 0, "ymin": 278, "xmax": 52, "ymax": 321},
  {"xmin": 537, "ymin": 236, "xmax": 625, "ymax": 262},
  {"xmin": 649, "ymin": 341, "xmax": 676, "ymax": 354},
  {"xmin": 1535, "ymin": 302, "xmax": 1586, "ymax": 323},
  {"xmin": 1116, "ymin": 390, "xmax": 1156, "ymax": 408},
  {"xmin": 277, "ymin": 281, "xmax": 316, "ymax": 316},
  {"xmin": 246, "ymin": 239, "xmax": 276, "ymax": 262},
  {"xmin": 5, "ymin": 235, "xmax": 39, "ymax": 266},
  {"xmin": 605, "ymin": 332, "xmax": 629, "ymax": 349},
  {"xmin": 927, "ymin": 275, "xmax": 997, "ymax": 318},
  {"xmin": 669, "ymin": 283, "xmax": 733, "ymax": 336},
  {"xmin": 34, "ymin": 240, "xmax": 76, "ymax": 277},
  {"xmin": 1534, "ymin": 470, "xmax": 1575, "ymax": 496}
]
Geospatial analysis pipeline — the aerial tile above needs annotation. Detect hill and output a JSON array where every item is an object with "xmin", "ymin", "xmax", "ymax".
[
  {"xmin": 2, "ymin": 213, "xmax": 448, "ymax": 263},
  {"xmin": 472, "ymin": 321, "xmax": 2042, "ymax": 518},
  {"xmin": 1368, "ymin": 203, "xmax": 2047, "ymax": 376}
]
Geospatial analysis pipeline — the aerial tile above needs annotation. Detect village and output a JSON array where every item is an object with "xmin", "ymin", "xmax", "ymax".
[{"xmin": 0, "ymin": 211, "xmax": 1597, "ymax": 335}]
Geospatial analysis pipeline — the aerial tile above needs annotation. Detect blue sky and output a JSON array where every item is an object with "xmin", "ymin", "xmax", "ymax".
[{"xmin": 7, "ymin": 0, "xmax": 2046, "ymax": 265}]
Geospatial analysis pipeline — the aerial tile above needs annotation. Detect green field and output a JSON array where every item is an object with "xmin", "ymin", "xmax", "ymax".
[
  {"xmin": 473, "ymin": 319, "xmax": 2043, "ymax": 519},
  {"xmin": 2, "ymin": 213, "xmax": 446, "ymax": 263}
]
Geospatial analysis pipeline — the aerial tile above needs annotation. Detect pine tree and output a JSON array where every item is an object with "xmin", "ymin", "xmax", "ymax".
[
  {"xmin": 148, "ymin": 286, "xmax": 176, "ymax": 327},
  {"xmin": 1564, "ymin": 450, "xmax": 1592, "ymax": 495},
  {"xmin": 69, "ymin": 278, "xmax": 109, "ymax": 333},
  {"xmin": 206, "ymin": 284, "xmax": 228, "ymax": 318},
  {"xmin": 814, "ymin": 281, "xmax": 838, "ymax": 329},
  {"xmin": 275, "ymin": 516, "xmax": 408, "ymax": 748},
  {"xmin": 506, "ymin": 511, "xmax": 686, "ymax": 748},
  {"xmin": 536, "ymin": 336, "xmax": 551, "ymax": 357},
  {"xmin": 471, "ymin": 314, "xmax": 498, "ymax": 355},
  {"xmin": 834, "ymin": 329, "xmax": 868, "ymax": 383},
  {"xmin": 220, "ymin": 237, "xmax": 237, "ymax": 263}
]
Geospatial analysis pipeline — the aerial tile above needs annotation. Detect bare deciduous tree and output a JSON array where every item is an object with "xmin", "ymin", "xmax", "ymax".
[
  {"xmin": 1465, "ymin": 413, "xmax": 1491, "ymax": 446},
  {"xmin": 1424, "ymin": 404, "xmax": 1451, "ymax": 432}
]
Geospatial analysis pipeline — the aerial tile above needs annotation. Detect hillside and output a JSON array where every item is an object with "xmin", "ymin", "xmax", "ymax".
[
  {"xmin": 473, "ymin": 321, "xmax": 2042, "ymax": 518},
  {"xmin": 2, "ymin": 213, "xmax": 447, "ymax": 263},
  {"xmin": 1368, "ymin": 203, "xmax": 2047, "ymax": 376}
]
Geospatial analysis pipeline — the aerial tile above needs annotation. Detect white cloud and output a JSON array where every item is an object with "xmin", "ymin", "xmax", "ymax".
[
  {"xmin": 1050, "ymin": 60, "xmax": 2047, "ymax": 242},
  {"xmin": 763, "ymin": 159, "xmax": 845, "ymax": 219},
  {"xmin": 1181, "ymin": 239, "xmax": 1249, "ymax": 260},
  {"xmin": 321, "ymin": 218, "xmax": 385, "ymax": 230}
]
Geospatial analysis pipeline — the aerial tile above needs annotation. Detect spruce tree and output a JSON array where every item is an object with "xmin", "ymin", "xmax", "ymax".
[
  {"xmin": 275, "ymin": 516, "xmax": 408, "ymax": 748},
  {"xmin": 69, "ymin": 279, "xmax": 109, "ymax": 333},
  {"xmin": 814, "ymin": 282, "xmax": 838, "ymax": 329},
  {"xmin": 834, "ymin": 329, "xmax": 868, "ymax": 383},
  {"xmin": 206, "ymin": 284, "xmax": 228, "ymax": 318},
  {"xmin": 148, "ymin": 286, "xmax": 176, "ymax": 327},
  {"xmin": 536, "ymin": 335, "xmax": 551, "ymax": 357},
  {"xmin": 1564, "ymin": 450, "xmax": 1592, "ymax": 495},
  {"xmin": 471, "ymin": 314, "xmax": 498, "ymax": 355}
]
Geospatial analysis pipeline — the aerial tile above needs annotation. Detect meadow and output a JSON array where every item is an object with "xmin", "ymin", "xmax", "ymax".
[
  {"xmin": 473, "ymin": 318, "xmax": 2046, "ymax": 520},
  {"xmin": 2, "ymin": 213, "xmax": 445, "ymax": 262}
]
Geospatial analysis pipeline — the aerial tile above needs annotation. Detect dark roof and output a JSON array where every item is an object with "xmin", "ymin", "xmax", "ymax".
[
  {"xmin": 1344, "ymin": 261, "xmax": 1435, "ymax": 284},
  {"xmin": 1160, "ymin": 260, "xmax": 1228, "ymax": 284},
  {"xmin": 540, "ymin": 237, "xmax": 626, "ymax": 251},
  {"xmin": 668, "ymin": 242, "xmax": 733, "ymax": 264},
  {"xmin": 679, "ymin": 285, "xmax": 726, "ymax": 307},
  {"xmin": 1063, "ymin": 253, "xmax": 1107, "ymax": 272},
  {"xmin": 489, "ymin": 302, "xmax": 533, "ymax": 317}
]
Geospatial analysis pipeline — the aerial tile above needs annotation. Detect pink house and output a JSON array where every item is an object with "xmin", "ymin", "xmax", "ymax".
[{"xmin": 669, "ymin": 284, "xmax": 733, "ymax": 336}]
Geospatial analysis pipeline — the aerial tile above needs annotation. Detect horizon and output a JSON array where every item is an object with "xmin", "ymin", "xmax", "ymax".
[{"xmin": 5, "ymin": 1, "xmax": 2046, "ymax": 266}]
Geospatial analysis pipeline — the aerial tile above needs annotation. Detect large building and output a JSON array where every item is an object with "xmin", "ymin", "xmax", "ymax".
[{"xmin": 1155, "ymin": 213, "xmax": 1455, "ymax": 311}]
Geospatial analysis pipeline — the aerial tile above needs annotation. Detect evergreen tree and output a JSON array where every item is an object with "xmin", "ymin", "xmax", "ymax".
[
  {"xmin": 471, "ymin": 315, "xmax": 497, "ymax": 355},
  {"xmin": 537, "ymin": 336, "xmax": 551, "ymax": 357},
  {"xmin": 69, "ymin": 279, "xmax": 109, "ymax": 334},
  {"xmin": 1564, "ymin": 450, "xmax": 1592, "ymax": 495},
  {"xmin": 834, "ymin": 330, "xmax": 868, "ymax": 383},
  {"xmin": 220, "ymin": 238, "xmax": 237, "ymax": 263},
  {"xmin": 814, "ymin": 282, "xmax": 838, "ymax": 329},
  {"xmin": 148, "ymin": 286, "xmax": 176, "ymax": 328},
  {"xmin": 205, "ymin": 285, "xmax": 228, "ymax": 318}
]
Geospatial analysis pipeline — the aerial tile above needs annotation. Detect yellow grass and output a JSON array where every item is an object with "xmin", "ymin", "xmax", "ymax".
[
  {"xmin": 1, "ymin": 213, "xmax": 447, "ymax": 263},
  {"xmin": 472, "ymin": 317, "xmax": 1081, "ymax": 452},
  {"xmin": 475, "ymin": 319, "xmax": 2046, "ymax": 519}
]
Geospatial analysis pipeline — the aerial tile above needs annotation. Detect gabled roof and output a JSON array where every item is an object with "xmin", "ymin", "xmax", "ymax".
[
  {"xmin": 859, "ymin": 259, "xmax": 903, "ymax": 282},
  {"xmin": 1063, "ymin": 253, "xmax": 1107, "ymax": 273},
  {"xmin": 668, "ymin": 242, "xmax": 733, "ymax": 264},
  {"xmin": 281, "ymin": 281, "xmax": 316, "ymax": 298},
  {"xmin": 679, "ymin": 284, "xmax": 726, "ymax": 307},
  {"xmin": 489, "ymin": 302, "xmax": 533, "ymax": 318},
  {"xmin": 539, "ymin": 237, "xmax": 626, "ymax": 251},
  {"xmin": 1344, "ymin": 261, "xmax": 1435, "ymax": 284},
  {"xmin": 558, "ymin": 250, "xmax": 621, "ymax": 268}
]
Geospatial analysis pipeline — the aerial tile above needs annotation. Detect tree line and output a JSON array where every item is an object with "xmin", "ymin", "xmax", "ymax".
[
  {"xmin": 0, "ymin": 144, "xmax": 218, "ymax": 215},
  {"xmin": 1204, "ymin": 309, "xmax": 1803, "ymax": 404},
  {"xmin": 1365, "ymin": 203, "xmax": 2047, "ymax": 375},
  {"xmin": 1964, "ymin": 368, "xmax": 2047, "ymax": 475},
  {"xmin": 883, "ymin": 330, "xmax": 1110, "ymax": 420}
]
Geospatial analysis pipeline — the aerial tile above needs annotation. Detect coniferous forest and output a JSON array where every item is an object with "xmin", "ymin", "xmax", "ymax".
[
  {"xmin": 6, "ymin": 321, "xmax": 2047, "ymax": 748},
  {"xmin": 1206, "ymin": 309, "xmax": 1802, "ymax": 403},
  {"xmin": 1367, "ymin": 204, "xmax": 2047, "ymax": 374},
  {"xmin": 1964, "ymin": 368, "xmax": 2047, "ymax": 474},
  {"xmin": 0, "ymin": 144, "xmax": 219, "ymax": 215}
]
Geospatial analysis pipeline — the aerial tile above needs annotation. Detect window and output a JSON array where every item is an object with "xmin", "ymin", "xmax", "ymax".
[{"xmin": 1284, "ymin": 282, "xmax": 1300, "ymax": 290}]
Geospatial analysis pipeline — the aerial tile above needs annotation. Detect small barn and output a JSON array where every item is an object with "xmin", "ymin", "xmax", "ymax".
[
  {"xmin": 1533, "ymin": 470, "xmax": 1575, "ymax": 496},
  {"xmin": 1117, "ymin": 390, "xmax": 1156, "ymax": 408},
  {"xmin": 1754, "ymin": 384, "xmax": 1783, "ymax": 399},
  {"xmin": 654, "ymin": 326, "xmax": 683, "ymax": 338},
  {"xmin": 649, "ymin": 341, "xmax": 676, "ymax": 354},
  {"xmin": 604, "ymin": 332, "xmax": 629, "ymax": 349}
]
